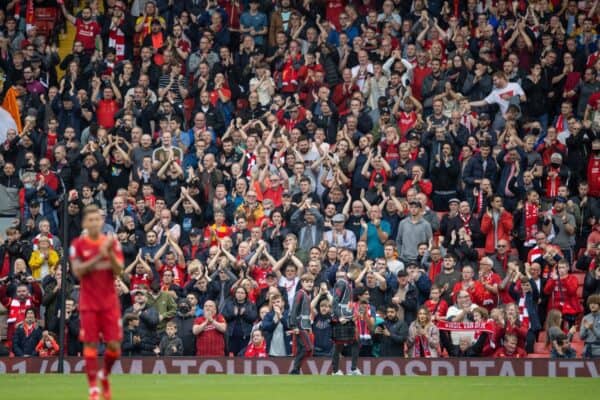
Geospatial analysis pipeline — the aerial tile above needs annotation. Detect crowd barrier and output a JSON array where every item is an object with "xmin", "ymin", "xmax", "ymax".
[{"xmin": 0, "ymin": 357, "xmax": 599, "ymax": 377}]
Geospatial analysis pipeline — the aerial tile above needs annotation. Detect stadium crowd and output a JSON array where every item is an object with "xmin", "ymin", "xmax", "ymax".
[{"xmin": 0, "ymin": 0, "xmax": 599, "ymax": 365}]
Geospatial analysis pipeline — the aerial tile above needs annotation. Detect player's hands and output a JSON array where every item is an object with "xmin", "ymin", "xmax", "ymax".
[{"xmin": 100, "ymin": 235, "xmax": 114, "ymax": 257}]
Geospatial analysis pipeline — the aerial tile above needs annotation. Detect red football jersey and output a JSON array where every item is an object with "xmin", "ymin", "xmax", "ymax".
[
  {"xmin": 75, "ymin": 18, "xmax": 101, "ymax": 50},
  {"xmin": 70, "ymin": 235, "xmax": 124, "ymax": 312}
]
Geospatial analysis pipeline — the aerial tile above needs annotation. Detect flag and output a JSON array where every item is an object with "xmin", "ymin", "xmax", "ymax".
[{"xmin": 1, "ymin": 86, "xmax": 22, "ymax": 134}]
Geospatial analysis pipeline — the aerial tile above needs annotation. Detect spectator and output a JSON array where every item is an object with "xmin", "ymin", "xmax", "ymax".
[
  {"xmin": 222, "ymin": 287, "xmax": 257, "ymax": 356},
  {"xmin": 480, "ymin": 195, "xmax": 514, "ymax": 255},
  {"xmin": 544, "ymin": 259, "xmax": 582, "ymax": 328},
  {"xmin": 395, "ymin": 200, "xmax": 432, "ymax": 264},
  {"xmin": 154, "ymin": 321, "xmax": 183, "ymax": 356},
  {"xmin": 374, "ymin": 305, "xmax": 408, "ymax": 357},
  {"xmin": 122, "ymin": 313, "xmax": 142, "ymax": 357},
  {"xmin": 192, "ymin": 300, "xmax": 227, "ymax": 357},
  {"xmin": 35, "ymin": 330, "xmax": 59, "ymax": 357},
  {"xmin": 407, "ymin": 307, "xmax": 440, "ymax": 358},
  {"xmin": 581, "ymin": 294, "xmax": 600, "ymax": 358},
  {"xmin": 124, "ymin": 289, "xmax": 159, "ymax": 356},
  {"xmin": 12, "ymin": 308, "xmax": 42, "ymax": 356}
]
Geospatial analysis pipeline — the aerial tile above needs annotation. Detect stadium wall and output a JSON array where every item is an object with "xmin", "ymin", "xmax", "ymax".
[{"xmin": 0, "ymin": 358, "xmax": 599, "ymax": 377}]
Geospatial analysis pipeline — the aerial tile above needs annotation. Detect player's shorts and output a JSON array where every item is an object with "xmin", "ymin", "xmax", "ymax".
[{"xmin": 80, "ymin": 308, "xmax": 123, "ymax": 343}]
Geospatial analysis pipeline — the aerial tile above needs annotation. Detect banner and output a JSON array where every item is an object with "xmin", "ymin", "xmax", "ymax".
[
  {"xmin": 0, "ymin": 357, "xmax": 599, "ymax": 377},
  {"xmin": 436, "ymin": 321, "xmax": 496, "ymax": 334}
]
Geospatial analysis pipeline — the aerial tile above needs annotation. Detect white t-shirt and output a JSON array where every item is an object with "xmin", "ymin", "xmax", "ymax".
[
  {"xmin": 445, "ymin": 304, "xmax": 479, "ymax": 345},
  {"xmin": 484, "ymin": 82, "xmax": 525, "ymax": 114}
]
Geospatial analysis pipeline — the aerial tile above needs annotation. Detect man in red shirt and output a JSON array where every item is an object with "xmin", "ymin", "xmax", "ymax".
[
  {"xmin": 451, "ymin": 264, "xmax": 486, "ymax": 306},
  {"xmin": 70, "ymin": 205, "xmax": 124, "ymax": 400},
  {"xmin": 91, "ymin": 78, "xmax": 122, "ymax": 129},
  {"xmin": 60, "ymin": 4, "xmax": 101, "ymax": 54},
  {"xmin": 192, "ymin": 300, "xmax": 227, "ymax": 356}
]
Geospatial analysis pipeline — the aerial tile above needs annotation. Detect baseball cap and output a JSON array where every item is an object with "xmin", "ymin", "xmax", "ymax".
[
  {"xmin": 551, "ymin": 153, "xmax": 563, "ymax": 162},
  {"xmin": 448, "ymin": 198, "xmax": 460, "ymax": 205},
  {"xmin": 332, "ymin": 213, "xmax": 346, "ymax": 223},
  {"xmin": 479, "ymin": 113, "xmax": 491, "ymax": 120},
  {"xmin": 190, "ymin": 228, "xmax": 201, "ymax": 236}
]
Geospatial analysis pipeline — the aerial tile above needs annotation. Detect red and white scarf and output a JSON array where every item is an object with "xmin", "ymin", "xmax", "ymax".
[
  {"xmin": 460, "ymin": 214, "xmax": 472, "ymax": 236},
  {"xmin": 524, "ymin": 201, "xmax": 539, "ymax": 246},
  {"xmin": 8, "ymin": 298, "xmax": 31, "ymax": 324},
  {"xmin": 108, "ymin": 20, "xmax": 126, "ymax": 62},
  {"xmin": 413, "ymin": 333, "xmax": 432, "ymax": 358},
  {"xmin": 517, "ymin": 296, "xmax": 530, "ymax": 327}
]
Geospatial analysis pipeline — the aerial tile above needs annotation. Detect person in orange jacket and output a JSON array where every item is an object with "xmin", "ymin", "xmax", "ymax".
[
  {"xmin": 480, "ymin": 195, "xmax": 514, "ymax": 254},
  {"xmin": 35, "ymin": 330, "xmax": 60, "ymax": 357}
]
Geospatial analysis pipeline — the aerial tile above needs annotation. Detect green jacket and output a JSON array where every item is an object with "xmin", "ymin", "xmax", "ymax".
[{"xmin": 146, "ymin": 291, "xmax": 177, "ymax": 332}]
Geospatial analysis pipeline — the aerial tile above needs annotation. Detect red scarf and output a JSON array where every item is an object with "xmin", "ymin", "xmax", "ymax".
[
  {"xmin": 353, "ymin": 303, "xmax": 372, "ymax": 340},
  {"xmin": 22, "ymin": 321, "xmax": 36, "ymax": 337},
  {"xmin": 545, "ymin": 167, "xmax": 561, "ymax": 198},
  {"xmin": 8, "ymin": 297, "xmax": 31, "ymax": 324},
  {"xmin": 428, "ymin": 259, "xmax": 443, "ymax": 282},
  {"xmin": 460, "ymin": 214, "xmax": 472, "ymax": 236},
  {"xmin": 413, "ymin": 333, "xmax": 432, "ymax": 357},
  {"xmin": 555, "ymin": 114, "xmax": 565, "ymax": 132},
  {"xmin": 0, "ymin": 252, "xmax": 10, "ymax": 279},
  {"xmin": 524, "ymin": 201, "xmax": 539, "ymax": 245}
]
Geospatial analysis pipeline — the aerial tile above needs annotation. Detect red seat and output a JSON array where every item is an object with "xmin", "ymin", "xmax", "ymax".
[
  {"xmin": 537, "ymin": 330, "xmax": 547, "ymax": 344},
  {"xmin": 527, "ymin": 353, "xmax": 550, "ymax": 359},
  {"xmin": 574, "ymin": 273, "xmax": 585, "ymax": 286},
  {"xmin": 476, "ymin": 248, "xmax": 485, "ymax": 260},
  {"xmin": 534, "ymin": 342, "xmax": 550, "ymax": 354},
  {"xmin": 571, "ymin": 341, "xmax": 584, "ymax": 357},
  {"xmin": 34, "ymin": 7, "xmax": 60, "ymax": 38}
]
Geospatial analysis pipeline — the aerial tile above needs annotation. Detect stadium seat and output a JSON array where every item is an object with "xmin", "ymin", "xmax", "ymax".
[
  {"xmin": 537, "ymin": 330, "xmax": 547, "ymax": 344},
  {"xmin": 34, "ymin": 7, "xmax": 60, "ymax": 38},
  {"xmin": 574, "ymin": 272, "xmax": 585, "ymax": 286},
  {"xmin": 527, "ymin": 353, "xmax": 550, "ymax": 358},
  {"xmin": 476, "ymin": 248, "xmax": 485, "ymax": 259},
  {"xmin": 534, "ymin": 342, "xmax": 550, "ymax": 354}
]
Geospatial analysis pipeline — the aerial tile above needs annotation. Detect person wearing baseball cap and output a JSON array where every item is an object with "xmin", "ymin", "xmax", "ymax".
[{"xmin": 323, "ymin": 213, "xmax": 356, "ymax": 250}]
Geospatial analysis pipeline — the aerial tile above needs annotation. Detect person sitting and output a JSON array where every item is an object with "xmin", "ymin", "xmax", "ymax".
[
  {"xmin": 493, "ymin": 333, "xmax": 527, "ymax": 358},
  {"xmin": 12, "ymin": 308, "xmax": 42, "ymax": 356},
  {"xmin": 244, "ymin": 330, "xmax": 268, "ymax": 358}
]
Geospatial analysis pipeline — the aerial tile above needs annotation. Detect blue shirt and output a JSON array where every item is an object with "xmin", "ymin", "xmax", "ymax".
[
  {"xmin": 360, "ymin": 220, "xmax": 391, "ymax": 259},
  {"xmin": 240, "ymin": 11, "xmax": 267, "ymax": 45}
]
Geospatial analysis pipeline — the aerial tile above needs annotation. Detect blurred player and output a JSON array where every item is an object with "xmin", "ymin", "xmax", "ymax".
[{"xmin": 71, "ymin": 205, "xmax": 124, "ymax": 400}]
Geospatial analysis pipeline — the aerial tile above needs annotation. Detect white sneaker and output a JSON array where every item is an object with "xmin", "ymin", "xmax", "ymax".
[
  {"xmin": 350, "ymin": 369, "xmax": 362, "ymax": 376},
  {"xmin": 332, "ymin": 370, "xmax": 344, "ymax": 376}
]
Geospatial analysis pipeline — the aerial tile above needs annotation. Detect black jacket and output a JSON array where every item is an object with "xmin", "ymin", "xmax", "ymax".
[
  {"xmin": 222, "ymin": 299, "xmax": 258, "ymax": 340},
  {"xmin": 122, "ymin": 326, "xmax": 143, "ymax": 356},
  {"xmin": 124, "ymin": 304, "xmax": 159, "ymax": 355},
  {"xmin": 375, "ymin": 318, "xmax": 409, "ymax": 357},
  {"xmin": 173, "ymin": 313, "xmax": 197, "ymax": 356},
  {"xmin": 12, "ymin": 324, "xmax": 43, "ymax": 356}
]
